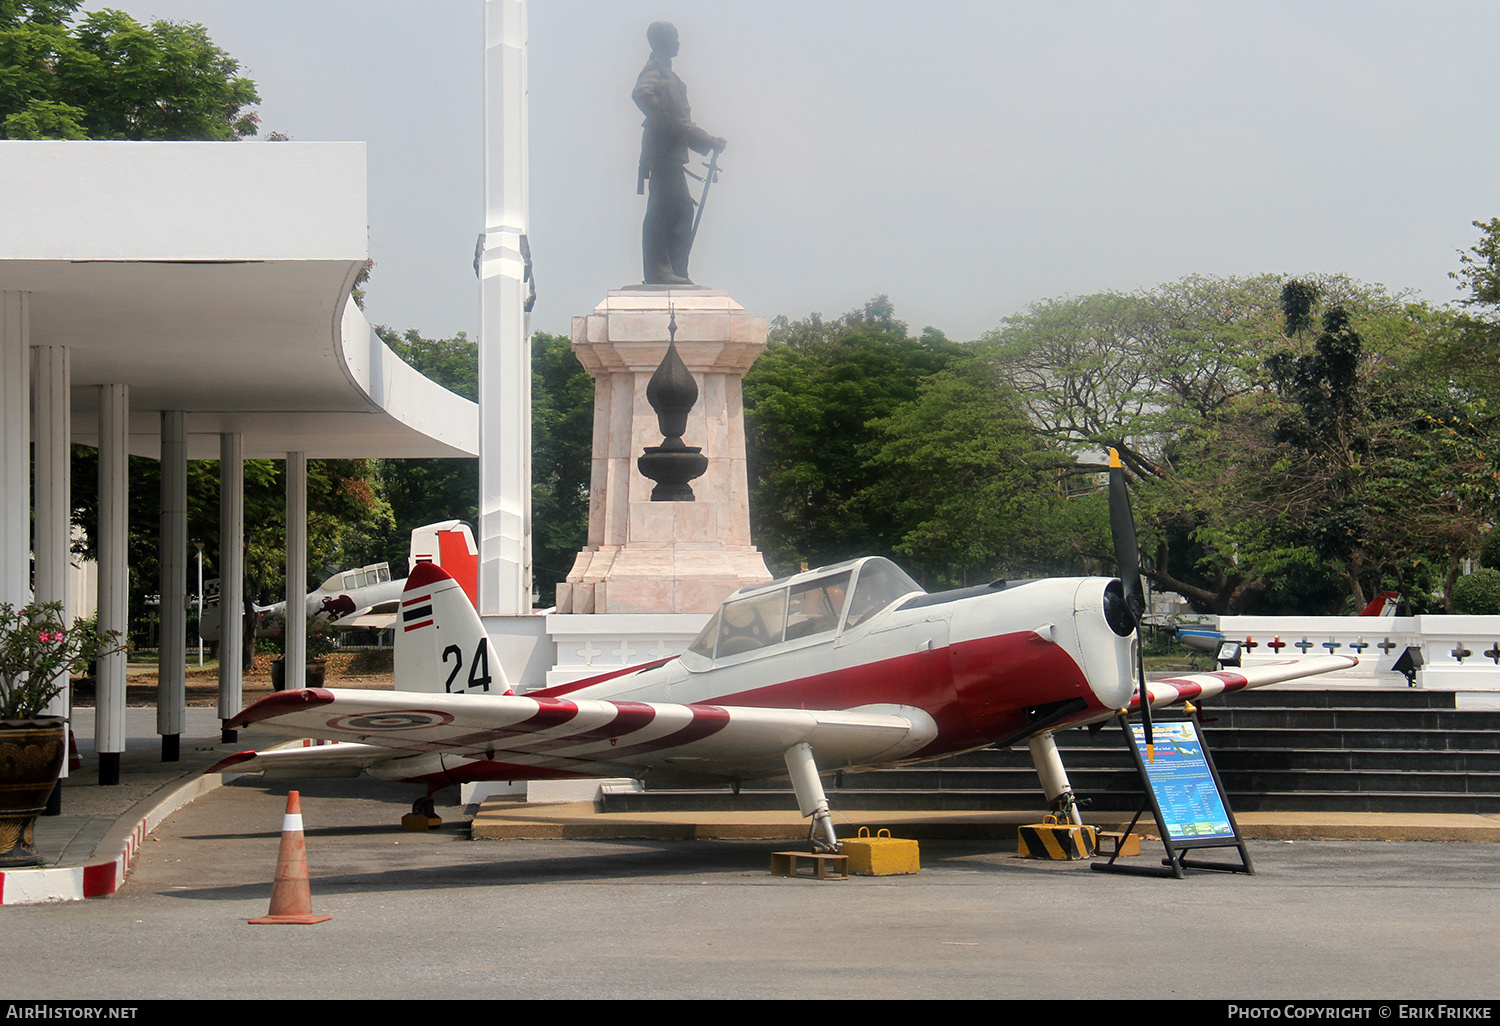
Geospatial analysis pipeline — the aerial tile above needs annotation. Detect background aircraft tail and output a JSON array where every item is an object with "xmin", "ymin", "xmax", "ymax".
[
  {"xmin": 1358, "ymin": 590, "xmax": 1400, "ymax": 617},
  {"xmin": 408, "ymin": 520, "xmax": 478, "ymax": 610}
]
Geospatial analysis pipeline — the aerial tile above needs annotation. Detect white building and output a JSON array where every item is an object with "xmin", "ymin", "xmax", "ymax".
[{"xmin": 0, "ymin": 140, "xmax": 477, "ymax": 779}]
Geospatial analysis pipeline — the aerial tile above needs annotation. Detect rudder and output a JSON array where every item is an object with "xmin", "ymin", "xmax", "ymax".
[{"xmin": 395, "ymin": 561, "xmax": 509, "ymax": 696}]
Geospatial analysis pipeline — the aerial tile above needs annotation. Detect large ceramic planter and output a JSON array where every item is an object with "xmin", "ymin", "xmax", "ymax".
[
  {"xmin": 0, "ymin": 716, "xmax": 66, "ymax": 868},
  {"xmin": 269, "ymin": 658, "xmax": 327, "ymax": 692}
]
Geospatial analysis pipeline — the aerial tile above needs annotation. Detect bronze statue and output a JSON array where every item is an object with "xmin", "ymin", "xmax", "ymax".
[{"xmin": 633, "ymin": 22, "xmax": 725, "ymax": 286}]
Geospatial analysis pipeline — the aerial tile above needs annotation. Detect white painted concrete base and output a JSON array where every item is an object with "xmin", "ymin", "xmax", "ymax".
[
  {"xmin": 543, "ymin": 611, "xmax": 711, "ymax": 687},
  {"xmin": 461, "ymin": 777, "xmax": 641, "ymax": 808},
  {"xmin": 1221, "ymin": 614, "xmax": 1500, "ymax": 690}
]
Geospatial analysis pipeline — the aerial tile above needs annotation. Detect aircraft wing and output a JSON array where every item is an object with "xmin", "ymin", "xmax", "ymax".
[
  {"xmin": 216, "ymin": 687, "xmax": 936, "ymax": 783},
  {"xmin": 1053, "ymin": 655, "xmax": 1358, "ymax": 732},
  {"xmin": 327, "ymin": 600, "xmax": 398, "ymax": 630},
  {"xmin": 1138, "ymin": 654, "xmax": 1357, "ymax": 710}
]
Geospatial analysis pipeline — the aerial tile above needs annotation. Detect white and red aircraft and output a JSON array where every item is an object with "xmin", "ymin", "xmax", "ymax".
[
  {"xmin": 203, "ymin": 521, "xmax": 479, "ymax": 639},
  {"xmin": 211, "ymin": 457, "xmax": 1355, "ymax": 851}
]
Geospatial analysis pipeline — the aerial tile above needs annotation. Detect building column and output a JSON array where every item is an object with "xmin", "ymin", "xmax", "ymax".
[
  {"xmin": 478, "ymin": 0, "xmax": 533, "ymax": 617},
  {"xmin": 157, "ymin": 411, "xmax": 187, "ymax": 761},
  {"xmin": 284, "ymin": 452, "xmax": 307, "ymax": 688},
  {"xmin": 0, "ymin": 292, "xmax": 29, "ymax": 607},
  {"xmin": 218, "ymin": 433, "xmax": 243, "ymax": 740},
  {"xmin": 31, "ymin": 346, "xmax": 70, "ymax": 809},
  {"xmin": 96, "ymin": 386, "xmax": 129, "ymax": 785}
]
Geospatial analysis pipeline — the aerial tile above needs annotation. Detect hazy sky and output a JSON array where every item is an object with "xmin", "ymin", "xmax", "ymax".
[{"xmin": 85, "ymin": 1, "xmax": 1500, "ymax": 342}]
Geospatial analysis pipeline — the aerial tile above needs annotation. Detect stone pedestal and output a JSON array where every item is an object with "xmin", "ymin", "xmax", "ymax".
[{"xmin": 556, "ymin": 289, "xmax": 772, "ymax": 614}]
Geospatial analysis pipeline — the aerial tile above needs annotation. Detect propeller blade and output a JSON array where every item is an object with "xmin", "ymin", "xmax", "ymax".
[
  {"xmin": 1108, "ymin": 448, "xmax": 1145, "ymax": 622},
  {"xmin": 1137, "ymin": 635, "xmax": 1153, "ymax": 763},
  {"xmin": 1108, "ymin": 448, "xmax": 1153, "ymax": 760}
]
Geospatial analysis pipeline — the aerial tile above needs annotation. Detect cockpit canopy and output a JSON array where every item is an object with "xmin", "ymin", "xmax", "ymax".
[
  {"xmin": 685, "ymin": 557, "xmax": 923, "ymax": 663},
  {"xmin": 316, "ymin": 562, "xmax": 391, "ymax": 594}
]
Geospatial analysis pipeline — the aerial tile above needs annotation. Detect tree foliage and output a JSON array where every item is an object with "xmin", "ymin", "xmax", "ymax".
[
  {"xmin": 744, "ymin": 297, "xmax": 1102, "ymax": 588},
  {"xmin": 1453, "ymin": 569, "xmax": 1500, "ymax": 616},
  {"xmin": 1, "ymin": 1, "xmax": 261, "ymax": 140},
  {"xmin": 864, "ymin": 359, "xmax": 1106, "ymax": 586},
  {"xmin": 744, "ymin": 298, "xmax": 964, "ymax": 578},
  {"xmin": 531, "ymin": 332, "xmax": 593, "ymax": 605},
  {"xmin": 1451, "ymin": 218, "xmax": 1500, "ymax": 317},
  {"xmin": 984, "ymin": 270, "xmax": 1500, "ymax": 614}
]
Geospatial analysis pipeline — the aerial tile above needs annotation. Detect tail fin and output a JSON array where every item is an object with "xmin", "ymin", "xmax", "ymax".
[
  {"xmin": 395, "ymin": 561, "xmax": 510, "ymax": 696},
  {"xmin": 1358, "ymin": 590, "xmax": 1401, "ymax": 617},
  {"xmin": 408, "ymin": 520, "xmax": 479, "ymax": 610}
]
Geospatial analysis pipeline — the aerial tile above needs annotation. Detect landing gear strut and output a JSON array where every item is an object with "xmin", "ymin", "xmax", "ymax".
[
  {"xmin": 784, "ymin": 742, "xmax": 840, "ymax": 853},
  {"xmin": 1029, "ymin": 730, "xmax": 1083, "ymax": 826}
]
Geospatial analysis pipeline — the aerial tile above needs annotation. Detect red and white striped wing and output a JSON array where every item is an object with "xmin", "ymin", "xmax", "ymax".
[
  {"xmin": 1136, "ymin": 655, "xmax": 1357, "ymax": 710},
  {"xmin": 223, "ymin": 687, "xmax": 933, "ymax": 782}
]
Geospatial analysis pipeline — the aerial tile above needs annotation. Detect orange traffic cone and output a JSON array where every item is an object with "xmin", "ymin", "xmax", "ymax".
[{"xmin": 249, "ymin": 790, "xmax": 332, "ymax": 925}]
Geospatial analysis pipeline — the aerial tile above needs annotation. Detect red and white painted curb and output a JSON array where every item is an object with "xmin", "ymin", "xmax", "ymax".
[{"xmin": 0, "ymin": 769, "xmax": 233, "ymax": 906}]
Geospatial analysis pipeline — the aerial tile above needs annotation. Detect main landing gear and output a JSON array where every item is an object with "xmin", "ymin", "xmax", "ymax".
[
  {"xmin": 784, "ymin": 742, "xmax": 841, "ymax": 853},
  {"xmin": 1029, "ymin": 730, "xmax": 1084, "ymax": 826}
]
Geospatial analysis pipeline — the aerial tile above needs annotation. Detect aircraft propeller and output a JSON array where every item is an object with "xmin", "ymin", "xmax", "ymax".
[{"xmin": 1107, "ymin": 447, "xmax": 1153, "ymax": 761}]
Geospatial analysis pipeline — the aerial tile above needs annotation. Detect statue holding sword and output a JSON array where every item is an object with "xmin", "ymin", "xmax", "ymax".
[{"xmin": 633, "ymin": 21, "xmax": 726, "ymax": 286}]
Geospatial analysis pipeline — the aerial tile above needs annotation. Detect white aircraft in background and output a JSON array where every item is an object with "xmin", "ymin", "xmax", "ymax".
[
  {"xmin": 211, "ymin": 457, "xmax": 1355, "ymax": 850},
  {"xmin": 202, "ymin": 521, "xmax": 478, "ymax": 640}
]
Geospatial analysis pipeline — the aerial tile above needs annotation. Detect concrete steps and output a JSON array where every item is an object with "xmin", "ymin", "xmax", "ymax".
[{"xmin": 603, "ymin": 689, "xmax": 1500, "ymax": 815}]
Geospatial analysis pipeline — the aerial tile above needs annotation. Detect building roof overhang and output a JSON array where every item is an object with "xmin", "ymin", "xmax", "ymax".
[{"xmin": 0, "ymin": 140, "xmax": 477, "ymax": 460}]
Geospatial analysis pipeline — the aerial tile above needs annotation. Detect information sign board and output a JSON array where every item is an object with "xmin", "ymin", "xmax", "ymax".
[{"xmin": 1128, "ymin": 720, "xmax": 1236, "ymax": 843}]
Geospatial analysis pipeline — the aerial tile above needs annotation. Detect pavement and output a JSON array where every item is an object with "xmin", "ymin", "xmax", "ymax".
[{"xmin": 5, "ymin": 706, "xmax": 1500, "ymax": 907}]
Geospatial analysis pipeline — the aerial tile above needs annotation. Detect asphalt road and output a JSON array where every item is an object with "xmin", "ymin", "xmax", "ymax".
[{"xmin": 4, "ymin": 775, "xmax": 1498, "ymax": 1001}]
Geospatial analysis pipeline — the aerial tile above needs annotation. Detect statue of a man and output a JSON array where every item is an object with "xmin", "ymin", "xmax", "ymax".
[{"xmin": 633, "ymin": 22, "xmax": 726, "ymax": 286}]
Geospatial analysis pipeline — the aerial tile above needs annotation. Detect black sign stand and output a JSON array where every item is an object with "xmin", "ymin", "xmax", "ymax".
[{"xmin": 1092, "ymin": 711, "xmax": 1254, "ymax": 879}]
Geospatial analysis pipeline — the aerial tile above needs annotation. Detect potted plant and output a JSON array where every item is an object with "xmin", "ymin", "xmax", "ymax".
[
  {"xmin": 266, "ymin": 611, "xmax": 337, "ymax": 691},
  {"xmin": 0, "ymin": 601, "xmax": 122, "ymax": 867}
]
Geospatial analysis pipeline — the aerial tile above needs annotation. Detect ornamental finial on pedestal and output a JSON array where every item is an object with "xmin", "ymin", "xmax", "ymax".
[{"xmin": 638, "ymin": 307, "xmax": 708, "ymax": 500}]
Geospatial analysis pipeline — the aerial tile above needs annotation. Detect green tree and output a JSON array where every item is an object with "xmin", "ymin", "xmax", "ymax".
[
  {"xmin": 1451, "ymin": 218, "xmax": 1500, "ymax": 316},
  {"xmin": 531, "ymin": 332, "xmax": 593, "ymax": 606},
  {"xmin": 364, "ymin": 327, "xmax": 481, "ymax": 574},
  {"xmin": 744, "ymin": 298, "xmax": 965, "ymax": 576},
  {"xmin": 1453, "ymin": 569, "xmax": 1500, "ymax": 615},
  {"xmin": 983, "ymin": 273, "xmax": 1457, "ymax": 614},
  {"xmin": 864, "ymin": 358, "xmax": 1105, "ymax": 587},
  {"xmin": 1, "ymin": 1, "xmax": 261, "ymax": 140}
]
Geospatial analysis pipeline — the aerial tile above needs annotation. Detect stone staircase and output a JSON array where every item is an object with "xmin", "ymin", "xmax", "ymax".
[{"xmin": 601, "ymin": 689, "xmax": 1500, "ymax": 815}]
